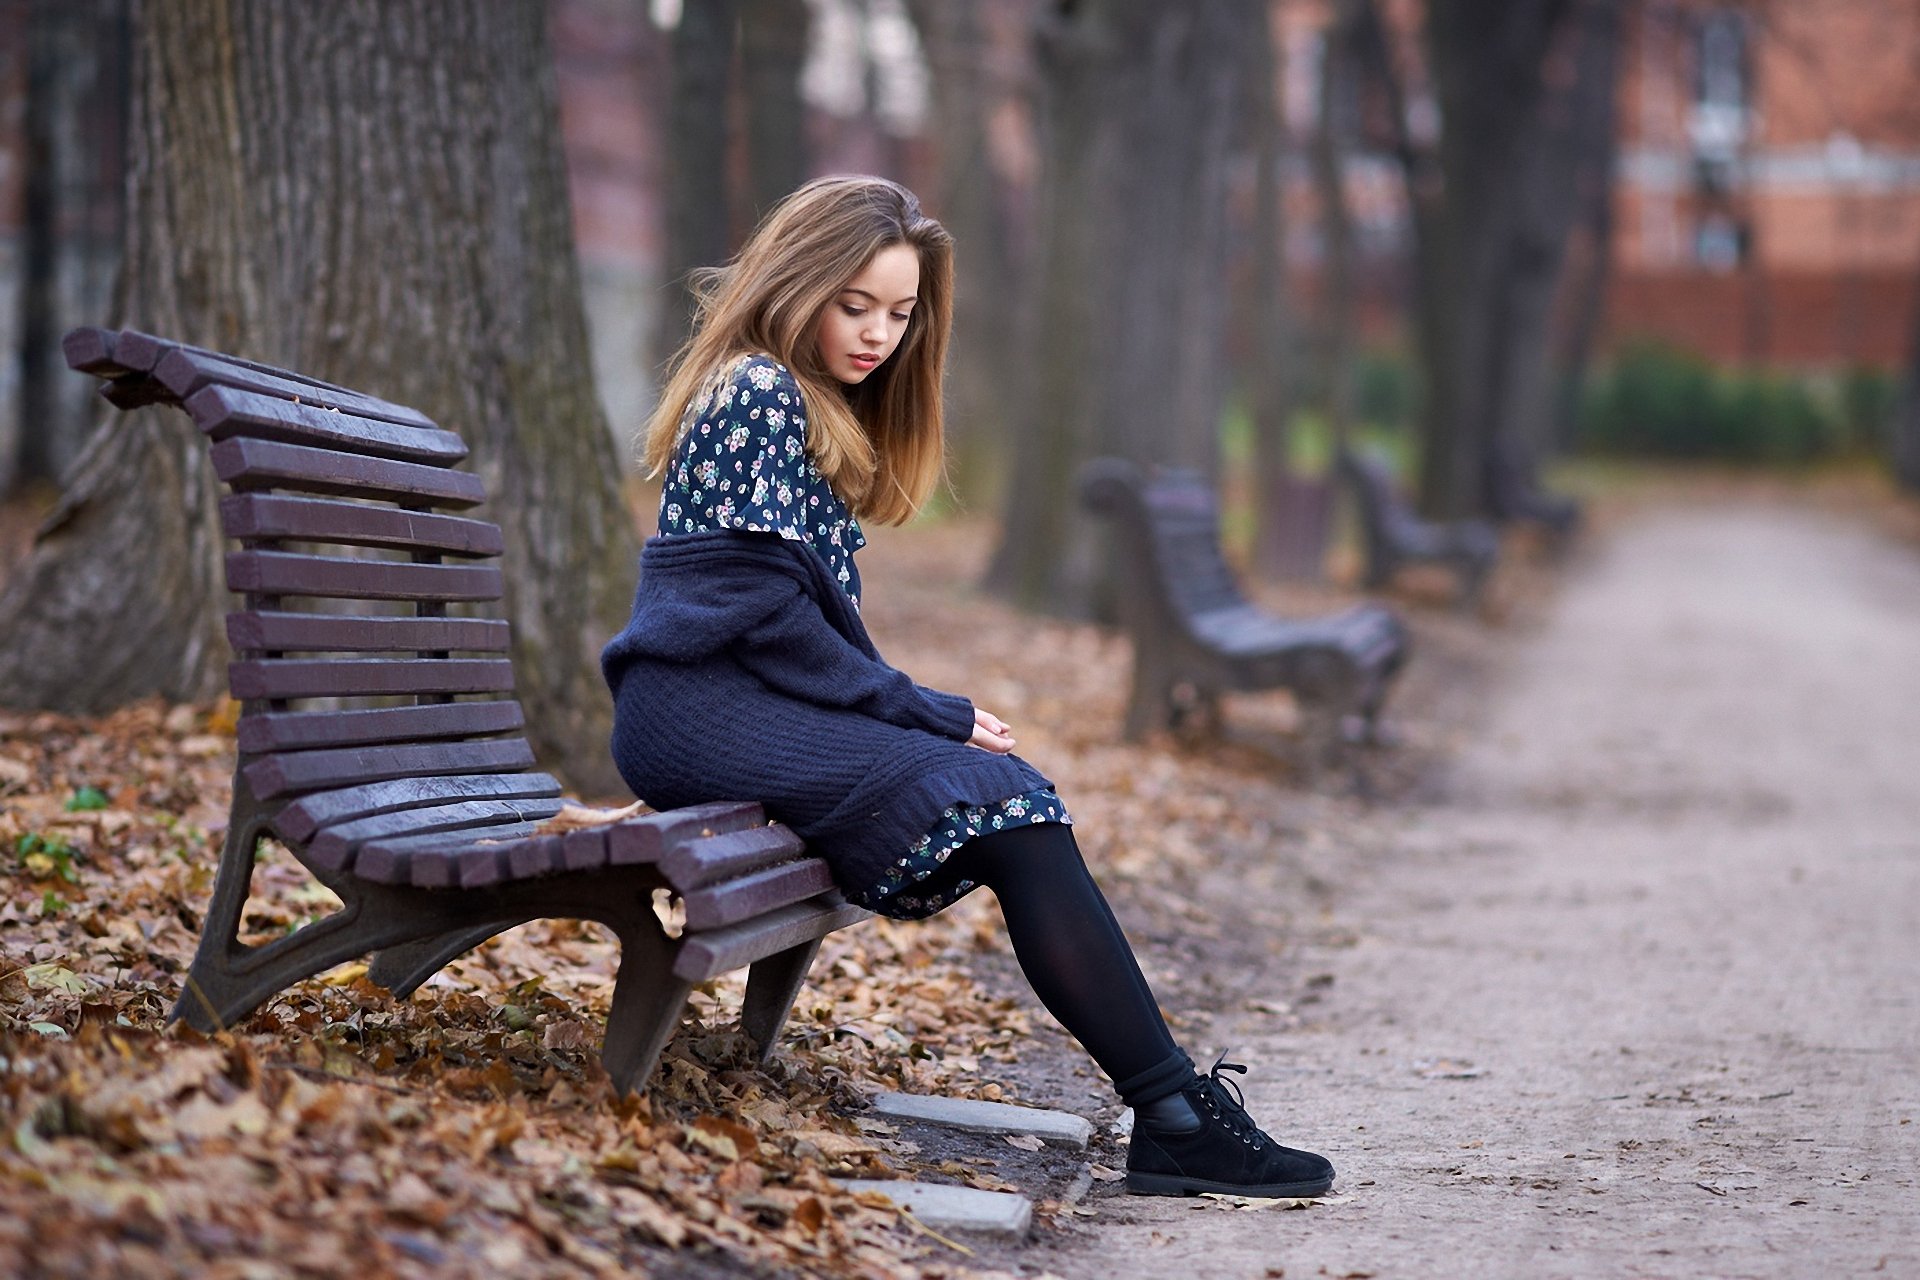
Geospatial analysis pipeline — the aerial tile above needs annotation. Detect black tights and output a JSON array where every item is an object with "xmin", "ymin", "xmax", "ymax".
[{"xmin": 911, "ymin": 822, "xmax": 1194, "ymax": 1107}]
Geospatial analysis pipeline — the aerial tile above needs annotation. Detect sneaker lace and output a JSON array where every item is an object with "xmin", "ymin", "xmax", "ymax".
[{"xmin": 1194, "ymin": 1053, "xmax": 1272, "ymax": 1151}]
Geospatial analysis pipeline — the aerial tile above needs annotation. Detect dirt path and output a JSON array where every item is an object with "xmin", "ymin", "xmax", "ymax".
[{"xmin": 1039, "ymin": 498, "xmax": 1920, "ymax": 1279}]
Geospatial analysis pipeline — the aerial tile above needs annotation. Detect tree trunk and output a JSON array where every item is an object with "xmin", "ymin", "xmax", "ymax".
[
  {"xmin": 1243, "ymin": 0, "xmax": 1310, "ymax": 578},
  {"xmin": 1408, "ymin": 0, "xmax": 1575, "ymax": 519},
  {"xmin": 906, "ymin": 0, "xmax": 1028, "ymax": 502},
  {"xmin": 653, "ymin": 0, "xmax": 739, "ymax": 373},
  {"xmin": 739, "ymin": 0, "xmax": 810, "ymax": 222},
  {"xmin": 0, "ymin": 0, "xmax": 637, "ymax": 796},
  {"xmin": 985, "ymin": 0, "xmax": 1254, "ymax": 614},
  {"xmin": 9, "ymin": 0, "xmax": 130, "ymax": 494}
]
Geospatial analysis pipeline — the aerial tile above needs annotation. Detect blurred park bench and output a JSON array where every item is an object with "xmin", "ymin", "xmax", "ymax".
[
  {"xmin": 1079, "ymin": 457, "xmax": 1409, "ymax": 765},
  {"xmin": 62, "ymin": 326, "xmax": 867, "ymax": 1096},
  {"xmin": 1337, "ymin": 447, "xmax": 1500, "ymax": 611}
]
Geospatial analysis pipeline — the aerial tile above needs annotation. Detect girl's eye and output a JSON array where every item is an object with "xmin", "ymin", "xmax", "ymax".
[
  {"xmin": 890, "ymin": 312, "xmax": 912, "ymax": 323},
  {"xmin": 840, "ymin": 304, "xmax": 866, "ymax": 318}
]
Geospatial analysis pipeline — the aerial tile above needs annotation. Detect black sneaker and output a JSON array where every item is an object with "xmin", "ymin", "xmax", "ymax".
[{"xmin": 1125, "ymin": 1056, "xmax": 1335, "ymax": 1198}]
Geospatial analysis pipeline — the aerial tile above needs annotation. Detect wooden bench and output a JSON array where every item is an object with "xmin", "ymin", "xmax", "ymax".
[
  {"xmin": 1485, "ymin": 442, "xmax": 1583, "ymax": 541},
  {"xmin": 1337, "ymin": 448, "xmax": 1500, "ymax": 609},
  {"xmin": 1080, "ymin": 458, "xmax": 1410, "ymax": 754},
  {"xmin": 62, "ymin": 326, "xmax": 868, "ymax": 1095}
]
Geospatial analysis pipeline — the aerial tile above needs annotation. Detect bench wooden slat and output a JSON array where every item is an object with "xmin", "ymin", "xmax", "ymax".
[
  {"xmin": 156, "ymin": 347, "xmax": 441, "ymax": 433},
  {"xmin": 114, "ymin": 329, "xmax": 370, "ymax": 402},
  {"xmin": 220, "ymin": 494, "xmax": 504, "ymax": 558},
  {"xmin": 673, "ymin": 897, "xmax": 871, "ymax": 983},
  {"xmin": 660, "ymin": 825, "xmax": 810, "ymax": 892},
  {"xmin": 225, "ymin": 550, "xmax": 502, "ymax": 602},
  {"xmin": 350, "ymin": 820, "xmax": 553, "ymax": 887},
  {"xmin": 229, "ymin": 657, "xmax": 515, "ymax": 701},
  {"xmin": 272, "ymin": 770, "xmax": 562, "ymax": 843},
  {"xmin": 61, "ymin": 326, "xmax": 126, "ymax": 375},
  {"xmin": 244, "ymin": 738, "xmax": 536, "ymax": 799},
  {"xmin": 187, "ymin": 385, "xmax": 467, "ymax": 465},
  {"xmin": 604, "ymin": 803, "xmax": 773, "ymax": 867},
  {"xmin": 212, "ymin": 437, "xmax": 486, "ymax": 508},
  {"xmin": 682, "ymin": 860, "xmax": 837, "ymax": 930},
  {"xmin": 228, "ymin": 611, "xmax": 511, "ymax": 655},
  {"xmin": 238, "ymin": 701, "xmax": 524, "ymax": 753},
  {"xmin": 307, "ymin": 797, "xmax": 567, "ymax": 873}
]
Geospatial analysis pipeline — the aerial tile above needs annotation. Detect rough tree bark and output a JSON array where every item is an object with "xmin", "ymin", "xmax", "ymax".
[
  {"xmin": 9, "ymin": 0, "xmax": 130, "ymax": 494},
  {"xmin": 985, "ymin": 0, "xmax": 1254, "ymax": 614},
  {"xmin": 0, "ymin": 1, "xmax": 637, "ymax": 795}
]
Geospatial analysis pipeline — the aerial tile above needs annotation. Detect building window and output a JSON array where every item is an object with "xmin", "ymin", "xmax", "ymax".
[{"xmin": 1693, "ymin": 211, "xmax": 1747, "ymax": 271}]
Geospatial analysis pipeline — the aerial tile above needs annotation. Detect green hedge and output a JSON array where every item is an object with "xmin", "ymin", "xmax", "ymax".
[{"xmin": 1579, "ymin": 341, "xmax": 1897, "ymax": 464}]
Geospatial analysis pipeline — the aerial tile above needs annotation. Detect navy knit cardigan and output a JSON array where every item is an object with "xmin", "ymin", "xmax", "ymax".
[{"xmin": 601, "ymin": 527, "xmax": 1052, "ymax": 895}]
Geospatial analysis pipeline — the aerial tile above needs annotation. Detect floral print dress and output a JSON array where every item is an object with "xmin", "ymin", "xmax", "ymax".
[{"xmin": 657, "ymin": 354, "xmax": 1070, "ymax": 919}]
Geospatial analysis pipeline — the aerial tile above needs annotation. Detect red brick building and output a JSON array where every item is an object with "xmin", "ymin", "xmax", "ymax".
[{"xmin": 1607, "ymin": 0, "xmax": 1920, "ymax": 366}]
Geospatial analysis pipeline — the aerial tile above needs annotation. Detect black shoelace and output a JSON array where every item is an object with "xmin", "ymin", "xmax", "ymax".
[{"xmin": 1191, "ymin": 1053, "xmax": 1272, "ymax": 1151}]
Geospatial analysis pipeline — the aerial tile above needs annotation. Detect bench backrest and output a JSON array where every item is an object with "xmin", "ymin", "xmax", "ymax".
[
  {"xmin": 63, "ymin": 328, "xmax": 553, "ymax": 846},
  {"xmin": 1080, "ymin": 458, "xmax": 1250, "ymax": 638},
  {"xmin": 1338, "ymin": 448, "xmax": 1426, "ymax": 545}
]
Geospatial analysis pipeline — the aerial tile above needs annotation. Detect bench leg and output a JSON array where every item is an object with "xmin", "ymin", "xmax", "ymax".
[
  {"xmin": 367, "ymin": 921, "xmax": 526, "ymax": 997},
  {"xmin": 600, "ymin": 915, "xmax": 693, "ymax": 1097},
  {"xmin": 740, "ymin": 936, "xmax": 824, "ymax": 1061}
]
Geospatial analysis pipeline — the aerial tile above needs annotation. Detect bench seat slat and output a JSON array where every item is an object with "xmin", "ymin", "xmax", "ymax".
[
  {"xmin": 307, "ymin": 797, "xmax": 568, "ymax": 873},
  {"xmin": 681, "ymin": 860, "xmax": 837, "ymax": 931},
  {"xmin": 238, "ymin": 700, "xmax": 524, "ymax": 753},
  {"xmin": 157, "ymin": 348, "xmax": 440, "ymax": 433},
  {"xmin": 272, "ymin": 771, "xmax": 563, "ymax": 843},
  {"xmin": 673, "ymin": 896, "xmax": 871, "ymax": 983},
  {"xmin": 187, "ymin": 385, "xmax": 466, "ymax": 464},
  {"xmin": 244, "ymin": 738, "xmax": 536, "ymax": 799},
  {"xmin": 351, "ymin": 820, "xmax": 555, "ymax": 887},
  {"xmin": 228, "ymin": 611, "xmax": 511, "ymax": 655},
  {"xmin": 212, "ymin": 437, "xmax": 486, "ymax": 508},
  {"xmin": 659, "ymin": 825, "xmax": 810, "ymax": 892},
  {"xmin": 229, "ymin": 657, "xmax": 515, "ymax": 700},
  {"xmin": 602, "ymin": 803, "xmax": 773, "ymax": 867},
  {"xmin": 226, "ymin": 550, "xmax": 502, "ymax": 602},
  {"xmin": 221, "ymin": 494, "xmax": 504, "ymax": 558}
]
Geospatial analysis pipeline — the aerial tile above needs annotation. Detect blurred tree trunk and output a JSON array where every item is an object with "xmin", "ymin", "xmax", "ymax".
[
  {"xmin": 740, "ymin": 0, "xmax": 809, "ymax": 220},
  {"xmin": 985, "ymin": 0, "xmax": 1254, "ymax": 614},
  {"xmin": 1550, "ymin": 11, "xmax": 1623, "ymax": 453},
  {"xmin": 654, "ymin": 0, "xmax": 739, "ymax": 372},
  {"xmin": 1483, "ymin": 0, "xmax": 1622, "ymax": 501},
  {"xmin": 1312, "ymin": 1, "xmax": 1362, "ymax": 450},
  {"xmin": 907, "ymin": 0, "xmax": 1027, "ymax": 501},
  {"xmin": 1896, "ymin": 264, "xmax": 1920, "ymax": 491},
  {"xmin": 1243, "ymin": 0, "xmax": 1312, "ymax": 579},
  {"xmin": 1359, "ymin": 0, "xmax": 1579, "ymax": 519},
  {"xmin": 0, "ymin": 0, "xmax": 636, "ymax": 796},
  {"xmin": 9, "ymin": 0, "xmax": 130, "ymax": 495}
]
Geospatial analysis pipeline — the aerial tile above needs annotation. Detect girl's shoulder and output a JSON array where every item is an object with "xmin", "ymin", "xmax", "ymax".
[{"xmin": 718, "ymin": 352, "xmax": 804, "ymax": 407}]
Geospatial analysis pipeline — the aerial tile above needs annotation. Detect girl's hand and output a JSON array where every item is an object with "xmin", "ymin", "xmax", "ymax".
[{"xmin": 968, "ymin": 707, "xmax": 1015, "ymax": 753}]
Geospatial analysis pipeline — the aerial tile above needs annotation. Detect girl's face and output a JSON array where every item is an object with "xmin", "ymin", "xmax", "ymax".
[{"xmin": 814, "ymin": 244, "xmax": 920, "ymax": 385}]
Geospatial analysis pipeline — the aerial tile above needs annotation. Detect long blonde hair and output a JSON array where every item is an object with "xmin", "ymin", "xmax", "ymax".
[{"xmin": 642, "ymin": 175, "xmax": 954, "ymax": 526}]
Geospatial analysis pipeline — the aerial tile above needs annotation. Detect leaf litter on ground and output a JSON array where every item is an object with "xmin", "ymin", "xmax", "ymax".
[{"xmin": 0, "ymin": 514, "xmax": 1487, "ymax": 1276}]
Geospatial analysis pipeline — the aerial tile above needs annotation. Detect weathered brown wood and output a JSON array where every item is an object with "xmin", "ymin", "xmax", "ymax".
[
  {"xmin": 60, "ymin": 326, "xmax": 124, "ymax": 375},
  {"xmin": 273, "ymin": 770, "xmax": 563, "ymax": 843},
  {"xmin": 244, "ymin": 738, "xmax": 536, "ymax": 800},
  {"xmin": 224, "ymin": 550, "xmax": 501, "ymax": 602},
  {"xmin": 682, "ymin": 860, "xmax": 836, "ymax": 930},
  {"xmin": 211, "ymin": 437, "xmax": 486, "ymax": 508},
  {"xmin": 229, "ymin": 657, "xmax": 515, "ymax": 701},
  {"xmin": 154, "ymin": 347, "xmax": 440, "ymax": 432},
  {"xmin": 605, "ymin": 803, "xmax": 772, "ymax": 867},
  {"xmin": 220, "ymin": 494, "xmax": 504, "ymax": 558},
  {"xmin": 307, "ymin": 796, "xmax": 566, "ymax": 873},
  {"xmin": 227, "ymin": 611, "xmax": 510, "ymax": 656},
  {"xmin": 238, "ymin": 701, "xmax": 525, "ymax": 754},
  {"xmin": 674, "ymin": 897, "xmax": 870, "ymax": 982},
  {"xmin": 660, "ymin": 825, "xmax": 809, "ymax": 891},
  {"xmin": 186, "ymin": 385, "xmax": 466, "ymax": 463}
]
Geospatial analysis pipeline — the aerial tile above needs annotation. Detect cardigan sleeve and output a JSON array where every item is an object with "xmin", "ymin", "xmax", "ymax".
[{"xmin": 731, "ymin": 585, "xmax": 977, "ymax": 741}]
